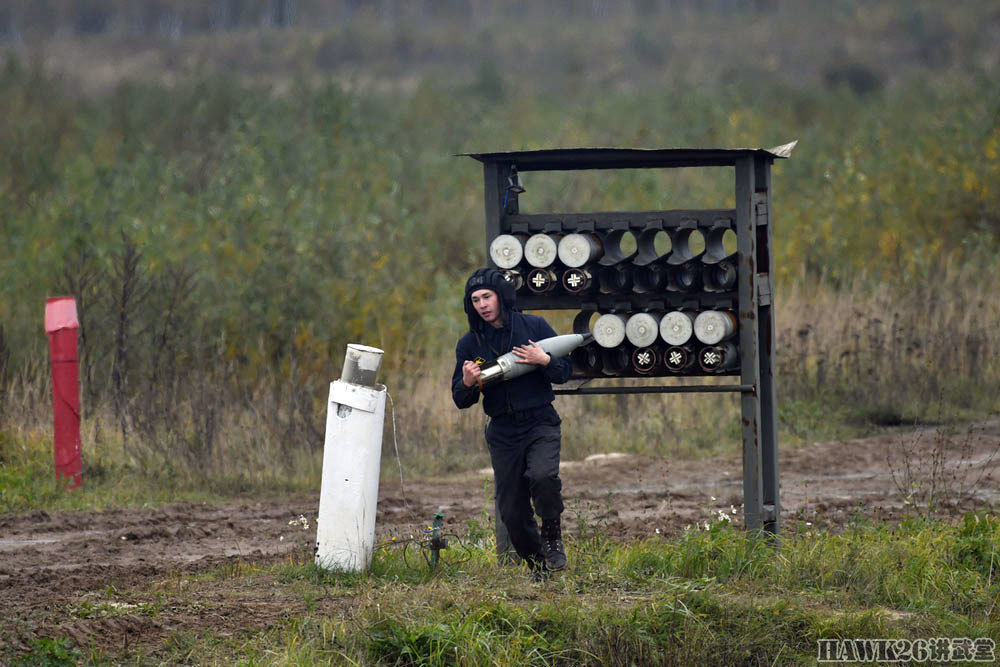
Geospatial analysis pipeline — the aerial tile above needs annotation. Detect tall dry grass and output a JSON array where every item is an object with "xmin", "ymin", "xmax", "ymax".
[
  {"xmin": 3, "ymin": 263, "xmax": 997, "ymax": 493},
  {"xmin": 775, "ymin": 260, "xmax": 999, "ymax": 425}
]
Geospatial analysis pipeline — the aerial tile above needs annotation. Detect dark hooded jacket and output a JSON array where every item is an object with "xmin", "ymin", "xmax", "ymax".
[{"xmin": 451, "ymin": 269, "xmax": 572, "ymax": 417}]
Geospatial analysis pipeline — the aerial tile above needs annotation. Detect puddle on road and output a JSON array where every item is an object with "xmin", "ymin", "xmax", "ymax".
[{"xmin": 0, "ymin": 529, "xmax": 109, "ymax": 552}]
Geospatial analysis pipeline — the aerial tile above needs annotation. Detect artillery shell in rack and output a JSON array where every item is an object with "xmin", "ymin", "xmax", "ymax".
[
  {"xmin": 625, "ymin": 312, "xmax": 660, "ymax": 348},
  {"xmin": 524, "ymin": 233, "xmax": 559, "ymax": 268},
  {"xmin": 558, "ymin": 233, "xmax": 602, "ymax": 268},
  {"xmin": 699, "ymin": 342, "xmax": 739, "ymax": 373},
  {"xmin": 489, "ymin": 234, "xmax": 526, "ymax": 269},
  {"xmin": 526, "ymin": 267, "xmax": 558, "ymax": 293},
  {"xmin": 592, "ymin": 313, "xmax": 627, "ymax": 348},
  {"xmin": 561, "ymin": 267, "xmax": 594, "ymax": 293},
  {"xmin": 694, "ymin": 310, "xmax": 737, "ymax": 345},
  {"xmin": 664, "ymin": 345, "xmax": 696, "ymax": 373},
  {"xmin": 660, "ymin": 311, "xmax": 695, "ymax": 346},
  {"xmin": 631, "ymin": 346, "xmax": 660, "ymax": 374}
]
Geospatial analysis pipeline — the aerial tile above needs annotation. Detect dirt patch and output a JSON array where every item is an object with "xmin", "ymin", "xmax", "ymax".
[{"xmin": 2, "ymin": 422, "xmax": 997, "ymax": 658}]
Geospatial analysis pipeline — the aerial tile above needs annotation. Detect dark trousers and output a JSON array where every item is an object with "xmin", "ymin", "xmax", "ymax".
[{"xmin": 486, "ymin": 406, "xmax": 564, "ymax": 562}]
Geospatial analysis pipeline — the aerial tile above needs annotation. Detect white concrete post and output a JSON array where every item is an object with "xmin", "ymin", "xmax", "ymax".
[{"xmin": 315, "ymin": 344, "xmax": 386, "ymax": 571}]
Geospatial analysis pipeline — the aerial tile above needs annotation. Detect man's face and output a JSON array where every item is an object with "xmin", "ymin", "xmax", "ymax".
[{"xmin": 470, "ymin": 288, "xmax": 501, "ymax": 325}]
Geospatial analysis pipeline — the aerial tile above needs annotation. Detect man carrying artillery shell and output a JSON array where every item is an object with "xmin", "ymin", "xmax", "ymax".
[{"xmin": 451, "ymin": 267, "xmax": 572, "ymax": 572}]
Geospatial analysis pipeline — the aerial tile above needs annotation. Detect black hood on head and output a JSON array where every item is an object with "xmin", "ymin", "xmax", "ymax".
[{"xmin": 464, "ymin": 268, "xmax": 517, "ymax": 332}]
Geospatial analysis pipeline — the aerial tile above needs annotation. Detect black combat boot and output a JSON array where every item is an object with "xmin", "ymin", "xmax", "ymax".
[{"xmin": 540, "ymin": 518, "xmax": 567, "ymax": 571}]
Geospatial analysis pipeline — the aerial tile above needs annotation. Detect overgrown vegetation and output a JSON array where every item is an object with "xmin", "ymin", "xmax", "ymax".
[{"xmin": 1, "ymin": 2, "xmax": 999, "ymax": 499}]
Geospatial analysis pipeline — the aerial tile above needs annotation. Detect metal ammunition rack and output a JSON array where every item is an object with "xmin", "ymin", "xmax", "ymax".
[{"xmin": 465, "ymin": 144, "xmax": 794, "ymax": 534}]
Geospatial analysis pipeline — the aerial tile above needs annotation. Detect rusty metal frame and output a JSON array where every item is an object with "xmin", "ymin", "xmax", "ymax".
[{"xmin": 466, "ymin": 146, "xmax": 784, "ymax": 534}]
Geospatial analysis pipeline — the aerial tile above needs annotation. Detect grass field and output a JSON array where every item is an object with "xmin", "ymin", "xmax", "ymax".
[{"xmin": 6, "ymin": 512, "xmax": 998, "ymax": 665}]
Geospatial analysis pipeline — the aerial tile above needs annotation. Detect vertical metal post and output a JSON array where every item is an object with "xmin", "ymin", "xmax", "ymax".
[
  {"xmin": 736, "ymin": 157, "xmax": 764, "ymax": 532},
  {"xmin": 45, "ymin": 297, "xmax": 83, "ymax": 489},
  {"xmin": 755, "ymin": 156, "xmax": 780, "ymax": 535},
  {"xmin": 483, "ymin": 161, "xmax": 504, "ymax": 268}
]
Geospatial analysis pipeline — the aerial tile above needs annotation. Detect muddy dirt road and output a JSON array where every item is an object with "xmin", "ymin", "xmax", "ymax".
[{"xmin": 2, "ymin": 422, "xmax": 997, "ymax": 657}]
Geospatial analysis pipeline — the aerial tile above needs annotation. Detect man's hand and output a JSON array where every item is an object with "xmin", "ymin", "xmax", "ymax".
[
  {"xmin": 462, "ymin": 360, "xmax": 482, "ymax": 388},
  {"xmin": 512, "ymin": 340, "xmax": 551, "ymax": 366}
]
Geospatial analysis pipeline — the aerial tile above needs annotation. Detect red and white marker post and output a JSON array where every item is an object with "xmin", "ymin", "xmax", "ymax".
[{"xmin": 44, "ymin": 297, "xmax": 82, "ymax": 489}]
